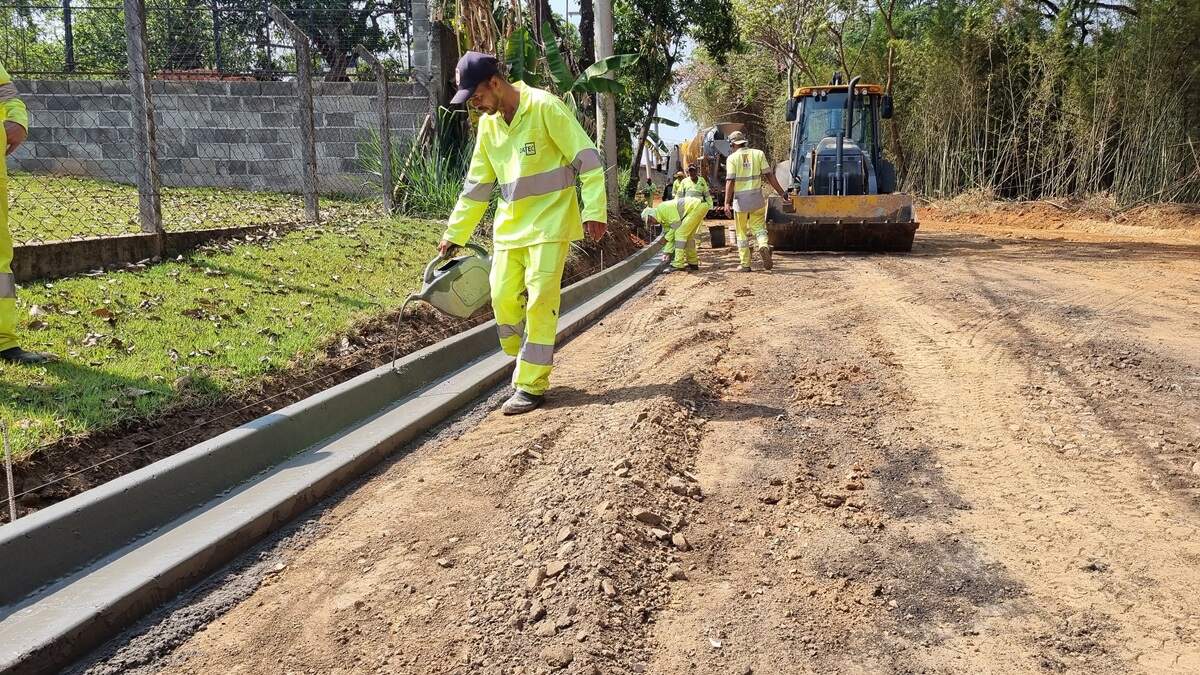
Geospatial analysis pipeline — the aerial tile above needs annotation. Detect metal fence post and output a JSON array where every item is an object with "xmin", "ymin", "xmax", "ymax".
[
  {"xmin": 123, "ymin": 0, "xmax": 163, "ymax": 238},
  {"xmin": 268, "ymin": 5, "xmax": 320, "ymax": 224},
  {"xmin": 354, "ymin": 45, "xmax": 393, "ymax": 214}
]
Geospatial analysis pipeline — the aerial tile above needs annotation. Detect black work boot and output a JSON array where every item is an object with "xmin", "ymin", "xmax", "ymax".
[
  {"xmin": 502, "ymin": 389, "xmax": 545, "ymax": 415},
  {"xmin": 0, "ymin": 347, "xmax": 54, "ymax": 364},
  {"xmin": 687, "ymin": 264, "xmax": 700, "ymax": 271}
]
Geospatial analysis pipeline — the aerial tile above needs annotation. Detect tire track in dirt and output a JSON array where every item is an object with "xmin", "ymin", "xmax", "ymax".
[{"xmin": 856, "ymin": 251, "xmax": 1200, "ymax": 673}]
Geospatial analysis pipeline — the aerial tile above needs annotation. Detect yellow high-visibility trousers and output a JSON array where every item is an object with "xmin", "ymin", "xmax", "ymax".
[
  {"xmin": 734, "ymin": 207, "xmax": 768, "ymax": 268},
  {"xmin": 661, "ymin": 225, "xmax": 677, "ymax": 258},
  {"xmin": 490, "ymin": 241, "xmax": 569, "ymax": 396},
  {"xmin": 0, "ymin": 121, "xmax": 17, "ymax": 351},
  {"xmin": 671, "ymin": 203, "xmax": 708, "ymax": 269}
]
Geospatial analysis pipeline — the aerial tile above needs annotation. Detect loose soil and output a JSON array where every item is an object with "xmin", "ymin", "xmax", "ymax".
[
  {"xmin": 4, "ymin": 221, "xmax": 644, "ymax": 523},
  {"xmin": 76, "ymin": 206, "xmax": 1200, "ymax": 673}
]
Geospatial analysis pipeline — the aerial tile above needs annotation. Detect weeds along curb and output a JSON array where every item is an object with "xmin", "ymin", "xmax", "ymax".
[{"xmin": 0, "ymin": 239, "xmax": 665, "ymax": 674}]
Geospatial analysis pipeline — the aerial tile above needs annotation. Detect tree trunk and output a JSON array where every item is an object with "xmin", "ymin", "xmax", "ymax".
[
  {"xmin": 579, "ymin": 0, "xmax": 595, "ymax": 70},
  {"xmin": 595, "ymin": 0, "xmax": 619, "ymax": 204},
  {"xmin": 625, "ymin": 72, "xmax": 671, "ymax": 201}
]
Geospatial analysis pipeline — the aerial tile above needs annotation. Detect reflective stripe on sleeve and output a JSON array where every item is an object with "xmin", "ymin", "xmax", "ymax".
[
  {"xmin": 497, "ymin": 322, "xmax": 525, "ymax": 340},
  {"xmin": 572, "ymin": 148, "xmax": 602, "ymax": 173},
  {"xmin": 675, "ymin": 201, "xmax": 686, "ymax": 221},
  {"xmin": 498, "ymin": 165, "xmax": 575, "ymax": 202},
  {"xmin": 461, "ymin": 180, "xmax": 495, "ymax": 201},
  {"xmin": 0, "ymin": 273, "xmax": 15, "ymax": 299},
  {"xmin": 519, "ymin": 342, "xmax": 554, "ymax": 366}
]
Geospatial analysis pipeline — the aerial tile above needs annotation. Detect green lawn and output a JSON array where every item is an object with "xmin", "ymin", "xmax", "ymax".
[
  {"xmin": 0, "ymin": 213, "xmax": 448, "ymax": 460},
  {"xmin": 6, "ymin": 173, "xmax": 359, "ymax": 242}
]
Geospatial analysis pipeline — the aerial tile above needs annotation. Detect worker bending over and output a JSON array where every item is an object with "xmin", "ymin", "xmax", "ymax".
[
  {"xmin": 0, "ymin": 62, "xmax": 51, "ymax": 364},
  {"xmin": 723, "ymin": 131, "xmax": 787, "ymax": 272},
  {"xmin": 440, "ymin": 52, "xmax": 607, "ymax": 415},
  {"xmin": 642, "ymin": 196, "xmax": 707, "ymax": 272}
]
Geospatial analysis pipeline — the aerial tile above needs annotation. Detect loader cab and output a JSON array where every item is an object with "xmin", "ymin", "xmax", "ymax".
[{"xmin": 785, "ymin": 80, "xmax": 898, "ymax": 196}]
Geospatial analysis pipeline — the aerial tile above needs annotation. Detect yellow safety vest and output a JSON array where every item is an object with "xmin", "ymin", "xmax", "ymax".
[
  {"xmin": 681, "ymin": 176, "xmax": 710, "ymax": 202},
  {"xmin": 725, "ymin": 148, "xmax": 769, "ymax": 212},
  {"xmin": 652, "ymin": 197, "xmax": 704, "ymax": 227},
  {"xmin": 0, "ymin": 62, "xmax": 29, "ymax": 130},
  {"xmin": 445, "ymin": 80, "xmax": 606, "ymax": 250}
]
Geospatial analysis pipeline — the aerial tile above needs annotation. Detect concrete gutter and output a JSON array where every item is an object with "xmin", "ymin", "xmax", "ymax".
[{"xmin": 0, "ymin": 241, "xmax": 664, "ymax": 674}]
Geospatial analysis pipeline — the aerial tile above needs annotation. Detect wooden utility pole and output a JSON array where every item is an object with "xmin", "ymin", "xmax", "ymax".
[{"xmin": 594, "ymin": 0, "xmax": 618, "ymax": 205}]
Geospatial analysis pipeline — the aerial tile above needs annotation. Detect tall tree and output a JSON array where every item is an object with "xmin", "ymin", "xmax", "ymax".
[{"xmin": 615, "ymin": 0, "xmax": 740, "ymax": 200}]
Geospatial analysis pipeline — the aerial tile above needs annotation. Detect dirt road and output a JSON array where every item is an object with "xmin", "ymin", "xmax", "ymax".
[{"xmin": 83, "ymin": 214, "xmax": 1200, "ymax": 674}]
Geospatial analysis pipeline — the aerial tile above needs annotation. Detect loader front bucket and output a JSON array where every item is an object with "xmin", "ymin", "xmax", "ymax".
[{"xmin": 767, "ymin": 193, "xmax": 919, "ymax": 252}]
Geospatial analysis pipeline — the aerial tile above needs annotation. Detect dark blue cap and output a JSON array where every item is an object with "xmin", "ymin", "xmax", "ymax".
[{"xmin": 450, "ymin": 51, "xmax": 500, "ymax": 105}]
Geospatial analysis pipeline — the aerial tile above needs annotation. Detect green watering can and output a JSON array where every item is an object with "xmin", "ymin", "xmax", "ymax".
[{"xmin": 404, "ymin": 242, "xmax": 492, "ymax": 319}]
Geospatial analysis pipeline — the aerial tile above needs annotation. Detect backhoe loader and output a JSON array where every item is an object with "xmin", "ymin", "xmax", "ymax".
[{"xmin": 768, "ymin": 74, "xmax": 918, "ymax": 251}]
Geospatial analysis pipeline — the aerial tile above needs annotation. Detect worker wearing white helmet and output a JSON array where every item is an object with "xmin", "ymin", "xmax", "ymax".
[{"xmin": 722, "ymin": 130, "xmax": 787, "ymax": 271}]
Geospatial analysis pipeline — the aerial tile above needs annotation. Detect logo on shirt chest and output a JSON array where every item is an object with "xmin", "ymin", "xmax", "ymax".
[{"xmin": 519, "ymin": 142, "xmax": 537, "ymax": 157}]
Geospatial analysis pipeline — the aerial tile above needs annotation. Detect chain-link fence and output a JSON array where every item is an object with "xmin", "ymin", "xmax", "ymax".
[{"xmin": 1, "ymin": 0, "xmax": 434, "ymax": 267}]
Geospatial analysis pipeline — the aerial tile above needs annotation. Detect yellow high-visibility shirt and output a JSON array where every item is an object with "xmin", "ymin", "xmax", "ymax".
[
  {"xmin": 652, "ymin": 197, "xmax": 704, "ymax": 227},
  {"xmin": 0, "ymin": 62, "xmax": 29, "ymax": 130},
  {"xmin": 444, "ymin": 81, "xmax": 606, "ymax": 250},
  {"xmin": 681, "ymin": 176, "xmax": 710, "ymax": 203},
  {"xmin": 725, "ymin": 148, "xmax": 769, "ymax": 212}
]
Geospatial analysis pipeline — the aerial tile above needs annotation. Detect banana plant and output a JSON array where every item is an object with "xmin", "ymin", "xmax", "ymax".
[
  {"xmin": 504, "ymin": 26, "xmax": 540, "ymax": 87},
  {"xmin": 543, "ymin": 22, "xmax": 638, "ymax": 98}
]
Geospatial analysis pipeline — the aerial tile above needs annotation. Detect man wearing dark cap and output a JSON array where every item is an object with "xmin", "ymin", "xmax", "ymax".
[{"xmin": 439, "ymin": 51, "xmax": 607, "ymax": 415}]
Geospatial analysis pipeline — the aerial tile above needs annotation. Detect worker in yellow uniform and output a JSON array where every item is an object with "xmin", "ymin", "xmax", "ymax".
[
  {"xmin": 681, "ymin": 164, "xmax": 711, "ymax": 207},
  {"xmin": 723, "ymin": 131, "xmax": 787, "ymax": 272},
  {"xmin": 0, "ymin": 62, "xmax": 50, "ymax": 364},
  {"xmin": 671, "ymin": 171, "xmax": 685, "ymax": 200},
  {"xmin": 642, "ymin": 196, "xmax": 707, "ymax": 272},
  {"xmin": 440, "ymin": 52, "xmax": 606, "ymax": 415}
]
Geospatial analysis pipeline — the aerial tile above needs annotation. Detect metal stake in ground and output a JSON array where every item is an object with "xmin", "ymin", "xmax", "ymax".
[{"xmin": 3, "ymin": 423, "xmax": 15, "ymax": 521}]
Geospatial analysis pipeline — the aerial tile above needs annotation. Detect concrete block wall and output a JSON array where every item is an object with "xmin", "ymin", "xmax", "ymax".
[{"xmin": 10, "ymin": 79, "xmax": 430, "ymax": 196}]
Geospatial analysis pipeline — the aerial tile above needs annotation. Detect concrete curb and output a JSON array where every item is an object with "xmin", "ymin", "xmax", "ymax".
[{"xmin": 0, "ymin": 241, "xmax": 665, "ymax": 674}]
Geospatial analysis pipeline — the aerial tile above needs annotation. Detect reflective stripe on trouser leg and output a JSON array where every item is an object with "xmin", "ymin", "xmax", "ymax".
[
  {"xmin": 748, "ymin": 207, "xmax": 769, "ymax": 248},
  {"xmin": 0, "ymin": 122, "xmax": 16, "ymax": 352},
  {"xmin": 672, "ymin": 203, "xmax": 707, "ymax": 269},
  {"xmin": 490, "ymin": 248, "xmax": 528, "ymax": 357},
  {"xmin": 735, "ymin": 210, "xmax": 753, "ymax": 268},
  {"xmin": 514, "ymin": 241, "xmax": 568, "ymax": 395},
  {"xmin": 686, "ymin": 236, "xmax": 698, "ymax": 265}
]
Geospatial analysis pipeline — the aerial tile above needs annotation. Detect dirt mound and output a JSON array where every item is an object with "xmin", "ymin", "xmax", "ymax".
[{"xmin": 921, "ymin": 197, "xmax": 1200, "ymax": 244}]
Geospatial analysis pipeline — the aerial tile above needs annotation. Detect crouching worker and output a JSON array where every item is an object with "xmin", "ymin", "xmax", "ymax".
[
  {"xmin": 439, "ymin": 52, "xmax": 607, "ymax": 416},
  {"xmin": 642, "ymin": 196, "xmax": 708, "ymax": 272}
]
